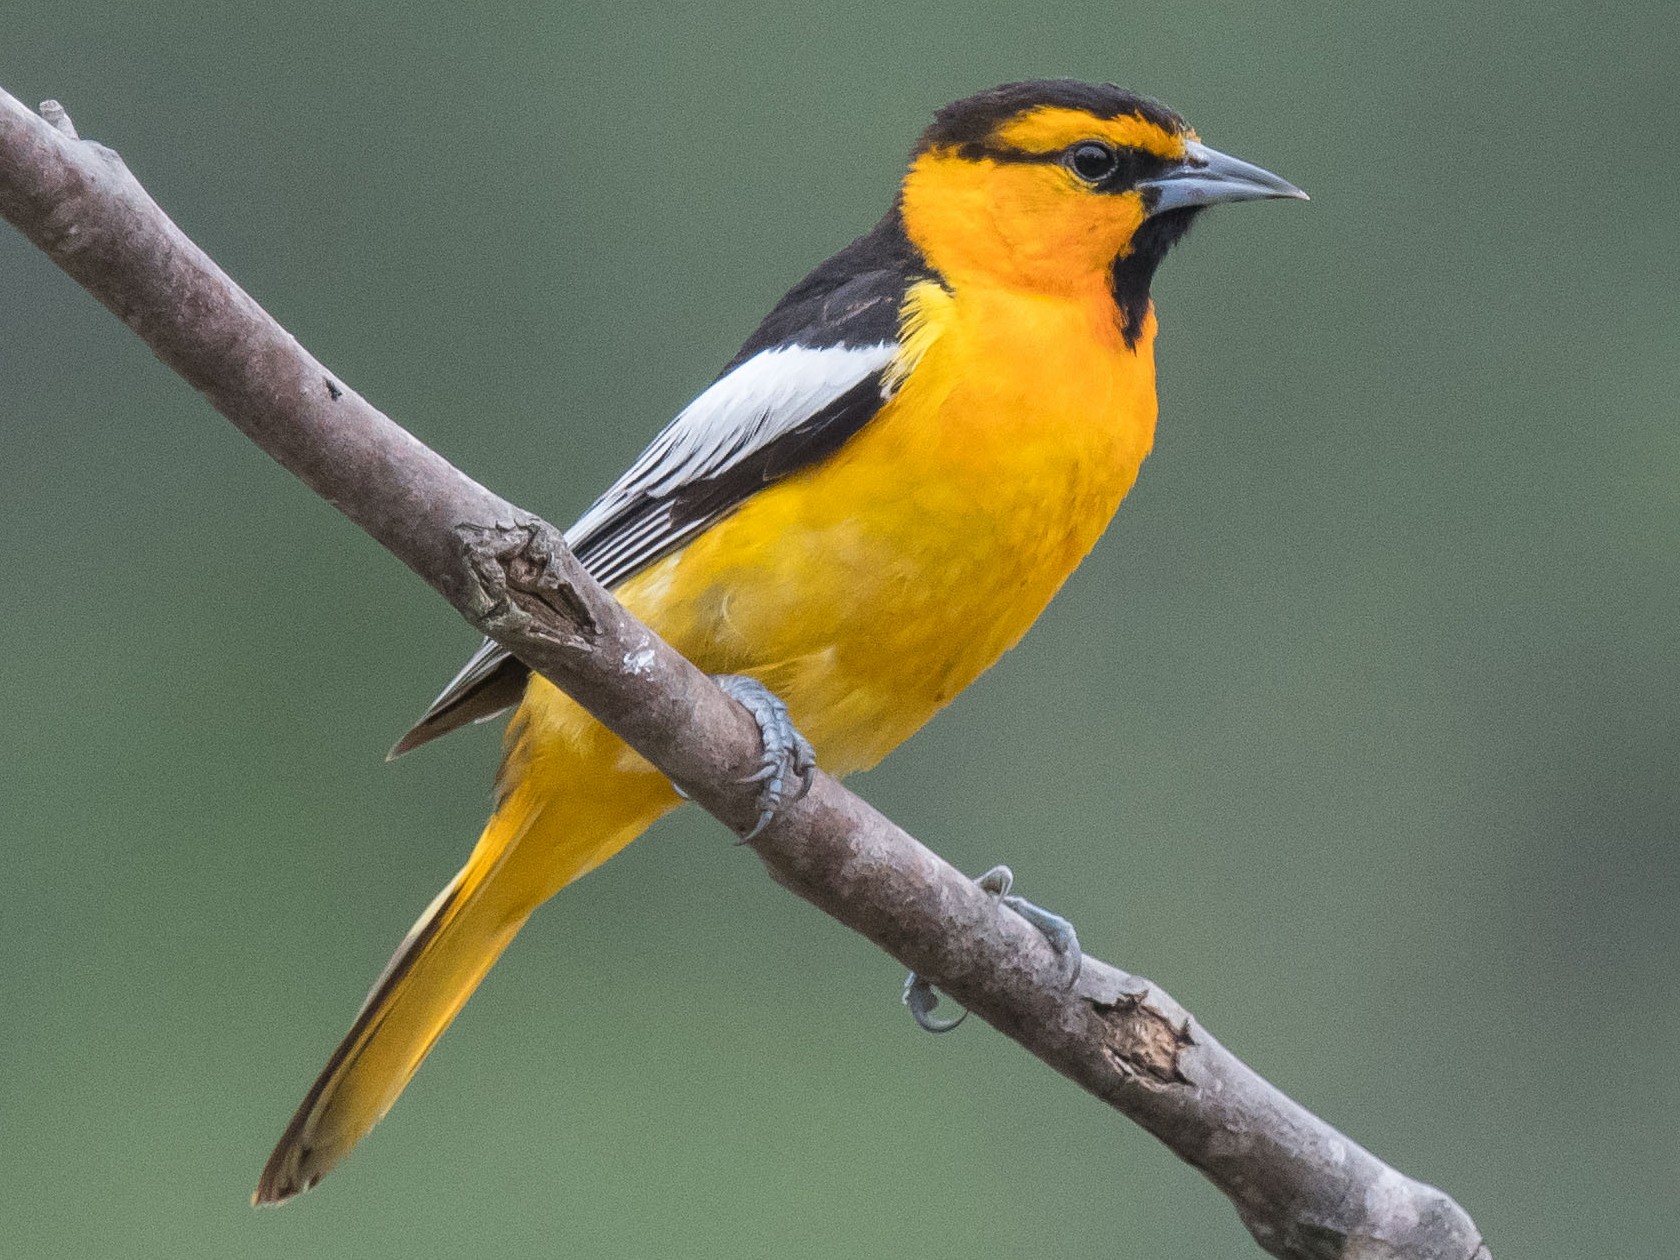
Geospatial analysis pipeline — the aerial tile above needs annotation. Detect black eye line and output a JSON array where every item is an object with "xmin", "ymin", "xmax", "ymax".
[{"xmin": 954, "ymin": 140, "xmax": 1174, "ymax": 192}]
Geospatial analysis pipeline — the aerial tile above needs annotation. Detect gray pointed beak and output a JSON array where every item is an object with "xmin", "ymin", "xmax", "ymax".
[{"xmin": 1139, "ymin": 140, "xmax": 1308, "ymax": 215}]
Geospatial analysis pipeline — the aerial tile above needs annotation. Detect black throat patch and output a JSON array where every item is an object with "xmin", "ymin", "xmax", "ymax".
[{"xmin": 1110, "ymin": 207, "xmax": 1201, "ymax": 348}]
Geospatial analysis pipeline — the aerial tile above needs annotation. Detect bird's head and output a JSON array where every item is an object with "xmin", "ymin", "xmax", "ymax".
[{"xmin": 900, "ymin": 81, "xmax": 1306, "ymax": 343}]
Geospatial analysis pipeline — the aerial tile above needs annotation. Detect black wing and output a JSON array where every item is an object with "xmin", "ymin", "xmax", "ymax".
[{"xmin": 390, "ymin": 211, "xmax": 929, "ymax": 756}]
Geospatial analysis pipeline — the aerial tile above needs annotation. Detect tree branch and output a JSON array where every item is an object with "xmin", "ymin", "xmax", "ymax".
[{"xmin": 0, "ymin": 87, "xmax": 1487, "ymax": 1260}]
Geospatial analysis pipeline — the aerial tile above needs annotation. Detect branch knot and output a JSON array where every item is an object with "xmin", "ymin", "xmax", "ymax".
[
  {"xmin": 457, "ymin": 520, "xmax": 600, "ymax": 650},
  {"xmin": 1096, "ymin": 990, "xmax": 1195, "ymax": 1086}
]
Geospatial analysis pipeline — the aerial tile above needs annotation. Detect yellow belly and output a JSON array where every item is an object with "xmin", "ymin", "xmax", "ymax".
[{"xmin": 552, "ymin": 282, "xmax": 1160, "ymax": 776}]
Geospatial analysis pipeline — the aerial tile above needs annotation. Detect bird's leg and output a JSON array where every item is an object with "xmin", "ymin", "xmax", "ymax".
[
  {"xmin": 710, "ymin": 674, "xmax": 817, "ymax": 840},
  {"xmin": 902, "ymin": 864, "xmax": 1082, "ymax": 1034}
]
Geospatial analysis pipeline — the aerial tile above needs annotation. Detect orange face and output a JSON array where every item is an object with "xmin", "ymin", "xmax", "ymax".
[{"xmin": 899, "ymin": 104, "xmax": 1194, "ymax": 296}]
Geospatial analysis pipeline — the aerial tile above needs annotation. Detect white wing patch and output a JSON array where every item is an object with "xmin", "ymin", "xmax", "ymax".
[
  {"xmin": 565, "ymin": 342, "xmax": 897, "ymax": 552},
  {"xmin": 393, "ymin": 340, "xmax": 899, "ymax": 754}
]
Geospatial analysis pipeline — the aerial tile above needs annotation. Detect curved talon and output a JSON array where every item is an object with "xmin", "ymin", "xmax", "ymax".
[
  {"xmin": 903, "ymin": 972, "xmax": 968, "ymax": 1033},
  {"xmin": 712, "ymin": 673, "xmax": 817, "ymax": 840},
  {"xmin": 902, "ymin": 863, "xmax": 1083, "ymax": 1032},
  {"xmin": 976, "ymin": 863, "xmax": 1014, "ymax": 897}
]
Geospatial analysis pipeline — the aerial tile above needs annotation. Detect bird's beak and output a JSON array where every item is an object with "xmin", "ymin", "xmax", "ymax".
[{"xmin": 1139, "ymin": 140, "xmax": 1308, "ymax": 215}]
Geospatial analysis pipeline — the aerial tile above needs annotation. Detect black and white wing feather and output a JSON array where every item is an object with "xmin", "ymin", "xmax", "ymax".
[
  {"xmin": 566, "ymin": 339, "xmax": 896, "ymax": 589},
  {"xmin": 389, "ymin": 212, "xmax": 929, "ymax": 756}
]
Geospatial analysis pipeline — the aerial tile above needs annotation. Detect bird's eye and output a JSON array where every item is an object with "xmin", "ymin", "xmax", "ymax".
[{"xmin": 1067, "ymin": 142, "xmax": 1119, "ymax": 183}]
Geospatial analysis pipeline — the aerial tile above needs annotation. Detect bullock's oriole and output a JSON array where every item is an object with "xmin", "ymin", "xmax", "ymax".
[{"xmin": 255, "ymin": 79, "xmax": 1305, "ymax": 1204}]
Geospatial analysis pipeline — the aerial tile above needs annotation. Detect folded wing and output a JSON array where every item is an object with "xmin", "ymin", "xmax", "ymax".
[{"xmin": 390, "ymin": 231, "xmax": 927, "ymax": 756}]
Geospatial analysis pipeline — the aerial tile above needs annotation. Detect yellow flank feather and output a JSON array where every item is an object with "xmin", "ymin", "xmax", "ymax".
[{"xmin": 256, "ymin": 80, "xmax": 1303, "ymax": 1204}]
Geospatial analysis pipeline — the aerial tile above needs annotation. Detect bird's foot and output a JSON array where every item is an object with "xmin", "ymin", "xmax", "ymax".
[
  {"xmin": 902, "ymin": 864, "xmax": 1082, "ymax": 1033},
  {"xmin": 711, "ymin": 674, "xmax": 816, "ymax": 840}
]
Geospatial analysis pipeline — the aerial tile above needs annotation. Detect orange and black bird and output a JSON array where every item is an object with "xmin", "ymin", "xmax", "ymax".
[{"xmin": 255, "ymin": 79, "xmax": 1305, "ymax": 1203}]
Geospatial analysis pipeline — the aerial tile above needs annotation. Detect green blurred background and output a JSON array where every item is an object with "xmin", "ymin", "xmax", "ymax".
[{"xmin": 3, "ymin": 2, "xmax": 1675, "ymax": 1256}]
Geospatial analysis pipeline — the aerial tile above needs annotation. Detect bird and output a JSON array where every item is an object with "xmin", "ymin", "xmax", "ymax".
[{"xmin": 254, "ymin": 79, "xmax": 1305, "ymax": 1204}]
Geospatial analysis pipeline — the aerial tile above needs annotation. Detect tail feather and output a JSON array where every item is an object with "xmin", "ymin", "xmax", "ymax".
[
  {"xmin": 255, "ymin": 682, "xmax": 683, "ymax": 1206},
  {"xmin": 253, "ymin": 853, "xmax": 529, "ymax": 1205}
]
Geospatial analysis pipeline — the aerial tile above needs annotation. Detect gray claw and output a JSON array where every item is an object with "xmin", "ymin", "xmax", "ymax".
[
  {"xmin": 712, "ymin": 674, "xmax": 817, "ymax": 840},
  {"xmin": 903, "ymin": 864, "xmax": 1083, "ymax": 1032},
  {"xmin": 976, "ymin": 864, "xmax": 1013, "ymax": 897},
  {"xmin": 903, "ymin": 972, "xmax": 968, "ymax": 1033}
]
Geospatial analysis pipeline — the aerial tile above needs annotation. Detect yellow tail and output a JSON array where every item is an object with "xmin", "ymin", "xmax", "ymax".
[{"xmin": 255, "ymin": 696, "xmax": 678, "ymax": 1204}]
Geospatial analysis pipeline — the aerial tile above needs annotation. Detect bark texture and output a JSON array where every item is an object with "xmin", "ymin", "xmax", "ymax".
[{"xmin": 0, "ymin": 87, "xmax": 1487, "ymax": 1260}]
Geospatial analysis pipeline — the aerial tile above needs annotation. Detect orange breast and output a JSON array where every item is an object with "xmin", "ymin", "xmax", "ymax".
[{"xmin": 608, "ymin": 278, "xmax": 1160, "ymax": 775}]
